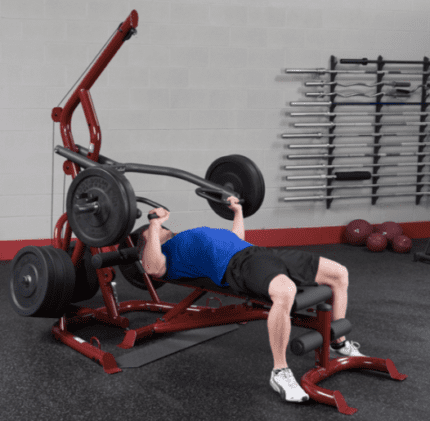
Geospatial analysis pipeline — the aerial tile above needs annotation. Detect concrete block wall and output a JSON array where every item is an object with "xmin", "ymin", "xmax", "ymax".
[{"xmin": 1, "ymin": 0, "xmax": 430, "ymax": 241}]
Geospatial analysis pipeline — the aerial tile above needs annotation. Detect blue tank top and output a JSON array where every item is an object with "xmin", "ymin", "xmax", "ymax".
[{"xmin": 161, "ymin": 227, "xmax": 253, "ymax": 286}]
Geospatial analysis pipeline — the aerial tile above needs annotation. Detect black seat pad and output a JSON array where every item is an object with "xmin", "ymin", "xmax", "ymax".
[{"xmin": 158, "ymin": 277, "xmax": 332, "ymax": 312}]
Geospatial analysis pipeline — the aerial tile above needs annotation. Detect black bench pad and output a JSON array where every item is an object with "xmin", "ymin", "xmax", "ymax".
[{"xmin": 158, "ymin": 277, "xmax": 332, "ymax": 312}]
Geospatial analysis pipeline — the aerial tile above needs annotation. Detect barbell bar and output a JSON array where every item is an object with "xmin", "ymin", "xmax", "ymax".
[
  {"xmin": 285, "ymin": 68, "xmax": 430, "ymax": 76},
  {"xmin": 304, "ymin": 90, "xmax": 411, "ymax": 98},
  {"xmin": 284, "ymin": 192, "xmax": 430, "ymax": 202},
  {"xmin": 285, "ymin": 162, "xmax": 430, "ymax": 170},
  {"xmin": 339, "ymin": 58, "xmax": 429, "ymax": 65},
  {"xmin": 286, "ymin": 171, "xmax": 430, "ymax": 181},
  {"xmin": 56, "ymin": 144, "xmax": 240, "ymax": 200},
  {"xmin": 294, "ymin": 121, "xmax": 428, "ymax": 128},
  {"xmin": 71, "ymin": 145, "xmax": 264, "ymax": 220},
  {"xmin": 287, "ymin": 152, "xmax": 429, "ymax": 160},
  {"xmin": 304, "ymin": 81, "xmax": 411, "ymax": 87},
  {"xmin": 287, "ymin": 142, "xmax": 430, "ymax": 149},
  {"xmin": 282, "ymin": 132, "xmax": 430, "ymax": 139},
  {"xmin": 290, "ymin": 111, "xmax": 428, "ymax": 117},
  {"xmin": 285, "ymin": 181, "xmax": 430, "ymax": 191},
  {"xmin": 59, "ymin": 145, "xmax": 265, "ymax": 246},
  {"xmin": 290, "ymin": 101, "xmax": 424, "ymax": 106}
]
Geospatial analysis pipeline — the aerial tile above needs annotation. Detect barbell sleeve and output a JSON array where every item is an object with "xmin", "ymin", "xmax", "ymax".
[
  {"xmin": 284, "ymin": 192, "xmax": 430, "ymax": 202},
  {"xmin": 76, "ymin": 144, "xmax": 119, "ymax": 166}
]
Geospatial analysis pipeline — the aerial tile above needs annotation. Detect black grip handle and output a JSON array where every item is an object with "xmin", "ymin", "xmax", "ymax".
[
  {"xmin": 335, "ymin": 171, "xmax": 371, "ymax": 181},
  {"xmin": 392, "ymin": 82, "xmax": 411, "ymax": 87},
  {"xmin": 340, "ymin": 58, "xmax": 368, "ymax": 65},
  {"xmin": 91, "ymin": 247, "xmax": 139, "ymax": 269}
]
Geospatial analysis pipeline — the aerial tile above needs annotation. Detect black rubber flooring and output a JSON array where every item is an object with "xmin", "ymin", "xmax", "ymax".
[{"xmin": 1, "ymin": 239, "xmax": 429, "ymax": 421}]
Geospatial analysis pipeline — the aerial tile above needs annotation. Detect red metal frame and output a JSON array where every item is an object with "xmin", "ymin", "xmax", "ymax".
[{"xmin": 49, "ymin": 10, "xmax": 407, "ymax": 414}]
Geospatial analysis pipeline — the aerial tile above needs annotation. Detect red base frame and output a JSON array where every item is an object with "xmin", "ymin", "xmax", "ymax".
[{"xmin": 50, "ymin": 248, "xmax": 407, "ymax": 415}]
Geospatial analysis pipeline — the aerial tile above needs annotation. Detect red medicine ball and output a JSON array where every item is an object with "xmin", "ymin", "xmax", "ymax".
[
  {"xmin": 345, "ymin": 219, "xmax": 373, "ymax": 246},
  {"xmin": 392, "ymin": 235, "xmax": 412, "ymax": 253},
  {"xmin": 366, "ymin": 232, "xmax": 388, "ymax": 252},
  {"xmin": 375, "ymin": 221, "xmax": 403, "ymax": 243}
]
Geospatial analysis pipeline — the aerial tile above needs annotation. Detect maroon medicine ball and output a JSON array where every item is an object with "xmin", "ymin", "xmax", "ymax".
[
  {"xmin": 392, "ymin": 235, "xmax": 412, "ymax": 253},
  {"xmin": 375, "ymin": 221, "xmax": 403, "ymax": 243},
  {"xmin": 366, "ymin": 232, "xmax": 388, "ymax": 252},
  {"xmin": 345, "ymin": 219, "xmax": 373, "ymax": 246}
]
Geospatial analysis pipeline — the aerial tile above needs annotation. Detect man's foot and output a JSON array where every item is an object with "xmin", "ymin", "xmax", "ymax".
[
  {"xmin": 270, "ymin": 368, "xmax": 310, "ymax": 403},
  {"xmin": 330, "ymin": 340, "xmax": 367, "ymax": 357}
]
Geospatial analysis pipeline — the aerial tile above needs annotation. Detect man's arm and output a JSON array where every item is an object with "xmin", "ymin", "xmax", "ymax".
[
  {"xmin": 141, "ymin": 221, "xmax": 167, "ymax": 277},
  {"xmin": 230, "ymin": 198, "xmax": 245, "ymax": 241}
]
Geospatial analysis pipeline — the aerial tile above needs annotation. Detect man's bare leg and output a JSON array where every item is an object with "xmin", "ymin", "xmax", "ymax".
[
  {"xmin": 315, "ymin": 257, "xmax": 349, "ymax": 344},
  {"xmin": 267, "ymin": 274, "xmax": 297, "ymax": 369}
]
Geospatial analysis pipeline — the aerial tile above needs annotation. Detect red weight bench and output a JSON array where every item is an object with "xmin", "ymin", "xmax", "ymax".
[{"xmin": 51, "ymin": 245, "xmax": 407, "ymax": 416}]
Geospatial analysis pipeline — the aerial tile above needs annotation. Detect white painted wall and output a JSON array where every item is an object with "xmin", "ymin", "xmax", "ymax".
[{"xmin": 1, "ymin": 0, "xmax": 430, "ymax": 241}]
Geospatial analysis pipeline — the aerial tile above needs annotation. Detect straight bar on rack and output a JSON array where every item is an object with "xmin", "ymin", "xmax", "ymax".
[
  {"xmin": 287, "ymin": 142, "xmax": 430, "ymax": 149},
  {"xmin": 340, "ymin": 58, "xmax": 428, "ymax": 65},
  {"xmin": 283, "ymin": 192, "xmax": 430, "ymax": 202},
  {"xmin": 304, "ymin": 81, "xmax": 411, "ymax": 87},
  {"xmin": 294, "ymin": 121, "xmax": 428, "ymax": 128},
  {"xmin": 287, "ymin": 152, "xmax": 429, "ymax": 160},
  {"xmin": 282, "ymin": 132, "xmax": 429, "ymax": 139},
  {"xmin": 286, "ymin": 172, "xmax": 430, "ymax": 180},
  {"xmin": 284, "ymin": 162, "xmax": 430, "ymax": 170},
  {"xmin": 290, "ymin": 101, "xmax": 424, "ymax": 106},
  {"xmin": 290, "ymin": 111, "xmax": 428, "ymax": 117},
  {"xmin": 285, "ymin": 181, "xmax": 430, "ymax": 191},
  {"xmin": 286, "ymin": 68, "xmax": 430, "ymax": 76}
]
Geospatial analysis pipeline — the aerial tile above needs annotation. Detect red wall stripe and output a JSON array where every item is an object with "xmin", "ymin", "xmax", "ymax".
[{"xmin": 1, "ymin": 221, "xmax": 430, "ymax": 261}]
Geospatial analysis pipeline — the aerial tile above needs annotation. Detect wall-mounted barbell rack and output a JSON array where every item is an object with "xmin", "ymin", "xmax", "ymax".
[{"xmin": 283, "ymin": 55, "xmax": 430, "ymax": 209}]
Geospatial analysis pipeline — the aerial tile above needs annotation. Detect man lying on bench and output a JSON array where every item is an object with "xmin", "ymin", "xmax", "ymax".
[{"xmin": 139, "ymin": 197, "xmax": 366, "ymax": 404}]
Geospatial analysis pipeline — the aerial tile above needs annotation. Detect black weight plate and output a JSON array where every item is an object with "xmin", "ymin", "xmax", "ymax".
[
  {"xmin": 67, "ymin": 242, "xmax": 100, "ymax": 303},
  {"xmin": 106, "ymin": 166, "xmax": 137, "ymax": 246},
  {"xmin": 205, "ymin": 154, "xmax": 265, "ymax": 220},
  {"xmin": 117, "ymin": 225, "xmax": 166, "ymax": 291},
  {"xmin": 66, "ymin": 166, "xmax": 136, "ymax": 247},
  {"xmin": 45, "ymin": 246, "xmax": 76, "ymax": 317},
  {"xmin": 9, "ymin": 246, "xmax": 75, "ymax": 318},
  {"xmin": 9, "ymin": 246, "xmax": 55, "ymax": 317}
]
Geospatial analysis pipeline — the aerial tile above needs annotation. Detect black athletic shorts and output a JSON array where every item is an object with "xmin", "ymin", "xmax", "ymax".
[{"xmin": 222, "ymin": 246, "xmax": 320, "ymax": 302}]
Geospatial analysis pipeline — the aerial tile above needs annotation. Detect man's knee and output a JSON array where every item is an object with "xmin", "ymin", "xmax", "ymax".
[
  {"xmin": 268, "ymin": 274, "xmax": 297, "ymax": 305},
  {"xmin": 337, "ymin": 265, "xmax": 349, "ymax": 289}
]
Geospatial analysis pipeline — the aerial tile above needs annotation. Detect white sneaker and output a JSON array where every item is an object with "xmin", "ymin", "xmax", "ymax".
[
  {"xmin": 330, "ymin": 340, "xmax": 367, "ymax": 357},
  {"xmin": 270, "ymin": 368, "xmax": 309, "ymax": 403}
]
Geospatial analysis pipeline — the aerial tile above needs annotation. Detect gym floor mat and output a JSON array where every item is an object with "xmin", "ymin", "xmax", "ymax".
[{"xmin": 116, "ymin": 324, "xmax": 239, "ymax": 368}]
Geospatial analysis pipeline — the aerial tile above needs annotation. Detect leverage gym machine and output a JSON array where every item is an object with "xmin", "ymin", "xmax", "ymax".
[{"xmin": 9, "ymin": 11, "xmax": 407, "ymax": 415}]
